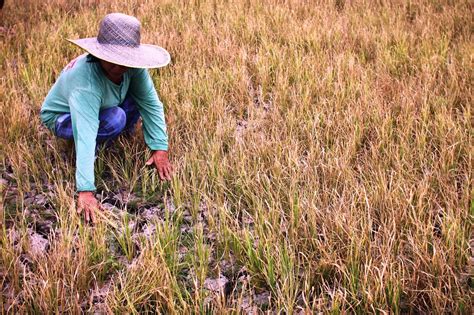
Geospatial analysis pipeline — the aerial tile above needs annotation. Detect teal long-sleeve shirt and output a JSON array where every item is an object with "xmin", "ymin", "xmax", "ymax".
[{"xmin": 40, "ymin": 54, "xmax": 168, "ymax": 192}]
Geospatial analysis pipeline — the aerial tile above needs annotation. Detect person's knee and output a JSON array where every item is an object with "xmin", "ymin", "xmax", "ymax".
[
  {"xmin": 55, "ymin": 113, "xmax": 74, "ymax": 139},
  {"xmin": 107, "ymin": 107, "xmax": 127, "ymax": 136},
  {"xmin": 99, "ymin": 106, "xmax": 126, "ymax": 138}
]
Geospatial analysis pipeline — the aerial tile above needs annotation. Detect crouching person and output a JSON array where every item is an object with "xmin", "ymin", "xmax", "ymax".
[{"xmin": 40, "ymin": 13, "xmax": 173, "ymax": 222}]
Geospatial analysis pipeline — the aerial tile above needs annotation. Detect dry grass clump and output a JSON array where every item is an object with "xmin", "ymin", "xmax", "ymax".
[{"xmin": 1, "ymin": 0, "xmax": 472, "ymax": 313}]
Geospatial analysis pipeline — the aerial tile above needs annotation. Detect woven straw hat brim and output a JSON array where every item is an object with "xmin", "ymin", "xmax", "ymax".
[{"xmin": 68, "ymin": 38, "xmax": 171, "ymax": 69}]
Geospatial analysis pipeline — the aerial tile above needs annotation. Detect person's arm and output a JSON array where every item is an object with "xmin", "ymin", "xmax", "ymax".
[
  {"xmin": 128, "ymin": 69, "xmax": 168, "ymax": 150},
  {"xmin": 69, "ymin": 89, "xmax": 102, "ymax": 221},
  {"xmin": 69, "ymin": 89, "xmax": 101, "ymax": 191},
  {"xmin": 129, "ymin": 69, "xmax": 172, "ymax": 180}
]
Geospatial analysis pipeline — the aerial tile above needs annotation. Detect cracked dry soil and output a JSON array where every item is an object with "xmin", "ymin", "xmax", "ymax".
[{"xmin": 1, "ymin": 176, "xmax": 272, "ymax": 313}]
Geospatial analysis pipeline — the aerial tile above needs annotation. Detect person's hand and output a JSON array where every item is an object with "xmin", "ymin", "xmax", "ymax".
[
  {"xmin": 146, "ymin": 150, "xmax": 173, "ymax": 180},
  {"xmin": 77, "ymin": 191, "xmax": 100, "ymax": 223}
]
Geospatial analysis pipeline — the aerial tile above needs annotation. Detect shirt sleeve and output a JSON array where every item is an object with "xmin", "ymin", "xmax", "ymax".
[
  {"xmin": 128, "ymin": 69, "xmax": 168, "ymax": 151},
  {"xmin": 69, "ymin": 89, "xmax": 101, "ymax": 192}
]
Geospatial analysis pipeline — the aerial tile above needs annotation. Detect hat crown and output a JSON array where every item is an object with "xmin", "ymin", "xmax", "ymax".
[{"xmin": 97, "ymin": 13, "xmax": 141, "ymax": 47}]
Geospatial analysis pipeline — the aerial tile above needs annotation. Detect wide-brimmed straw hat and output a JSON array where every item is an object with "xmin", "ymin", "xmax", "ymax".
[{"xmin": 67, "ymin": 13, "xmax": 170, "ymax": 69}]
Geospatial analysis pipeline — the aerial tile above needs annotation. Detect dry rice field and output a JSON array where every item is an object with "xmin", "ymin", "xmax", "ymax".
[{"xmin": 0, "ymin": 0, "xmax": 472, "ymax": 313}]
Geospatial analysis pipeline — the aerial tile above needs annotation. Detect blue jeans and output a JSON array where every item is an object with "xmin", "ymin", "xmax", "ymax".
[{"xmin": 55, "ymin": 96, "xmax": 140, "ymax": 143}]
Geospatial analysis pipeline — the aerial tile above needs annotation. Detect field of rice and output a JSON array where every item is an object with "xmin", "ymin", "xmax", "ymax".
[{"xmin": 0, "ymin": 0, "xmax": 472, "ymax": 313}]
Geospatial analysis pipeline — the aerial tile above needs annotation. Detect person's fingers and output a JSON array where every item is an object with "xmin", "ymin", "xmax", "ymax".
[
  {"xmin": 90, "ymin": 206, "xmax": 96, "ymax": 224},
  {"xmin": 165, "ymin": 166, "xmax": 172, "ymax": 180},
  {"xmin": 146, "ymin": 156, "xmax": 154, "ymax": 166},
  {"xmin": 158, "ymin": 166, "xmax": 166, "ymax": 180},
  {"xmin": 162, "ymin": 165, "xmax": 169, "ymax": 179},
  {"xmin": 85, "ymin": 207, "xmax": 90, "ymax": 222},
  {"xmin": 77, "ymin": 199, "xmax": 83, "ymax": 214}
]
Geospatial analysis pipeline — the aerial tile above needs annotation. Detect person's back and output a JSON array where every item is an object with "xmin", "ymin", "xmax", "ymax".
[
  {"xmin": 41, "ymin": 53, "xmax": 135, "ymax": 132},
  {"xmin": 41, "ymin": 54, "xmax": 96, "ymax": 130}
]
